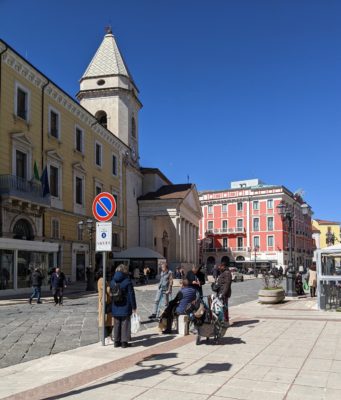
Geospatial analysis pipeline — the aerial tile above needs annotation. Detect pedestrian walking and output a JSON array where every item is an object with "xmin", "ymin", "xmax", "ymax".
[
  {"xmin": 51, "ymin": 267, "xmax": 67, "ymax": 306},
  {"xmin": 148, "ymin": 263, "xmax": 173, "ymax": 319},
  {"xmin": 29, "ymin": 267, "xmax": 43, "ymax": 304},
  {"xmin": 143, "ymin": 266, "xmax": 150, "ymax": 284},
  {"xmin": 306, "ymin": 263, "xmax": 317, "ymax": 297},
  {"xmin": 216, "ymin": 263, "xmax": 232, "ymax": 325},
  {"xmin": 133, "ymin": 267, "xmax": 140, "ymax": 285},
  {"xmin": 110, "ymin": 264, "xmax": 137, "ymax": 348},
  {"xmin": 295, "ymin": 271, "xmax": 304, "ymax": 295},
  {"xmin": 98, "ymin": 268, "xmax": 114, "ymax": 345}
]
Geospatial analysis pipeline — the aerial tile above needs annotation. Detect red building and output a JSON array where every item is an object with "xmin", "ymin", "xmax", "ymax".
[{"xmin": 199, "ymin": 179, "xmax": 313, "ymax": 271}]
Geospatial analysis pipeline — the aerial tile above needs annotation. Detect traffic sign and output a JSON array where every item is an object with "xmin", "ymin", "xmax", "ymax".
[
  {"xmin": 96, "ymin": 222, "xmax": 112, "ymax": 251},
  {"xmin": 92, "ymin": 192, "xmax": 117, "ymax": 222}
]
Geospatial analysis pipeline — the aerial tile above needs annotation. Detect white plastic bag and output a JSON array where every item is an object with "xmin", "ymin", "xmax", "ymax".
[{"xmin": 131, "ymin": 313, "xmax": 141, "ymax": 334}]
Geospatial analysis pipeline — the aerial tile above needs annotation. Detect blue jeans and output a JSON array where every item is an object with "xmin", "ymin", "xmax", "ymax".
[
  {"xmin": 152, "ymin": 289, "xmax": 170, "ymax": 316},
  {"xmin": 30, "ymin": 286, "xmax": 41, "ymax": 302}
]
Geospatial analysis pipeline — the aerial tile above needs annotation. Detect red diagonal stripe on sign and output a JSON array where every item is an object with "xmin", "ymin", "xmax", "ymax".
[{"xmin": 98, "ymin": 198, "xmax": 111, "ymax": 216}]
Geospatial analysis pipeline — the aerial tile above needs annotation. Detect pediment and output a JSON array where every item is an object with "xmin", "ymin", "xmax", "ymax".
[
  {"xmin": 11, "ymin": 132, "xmax": 33, "ymax": 147},
  {"xmin": 182, "ymin": 185, "xmax": 202, "ymax": 217},
  {"xmin": 72, "ymin": 162, "xmax": 87, "ymax": 174},
  {"xmin": 46, "ymin": 150, "xmax": 63, "ymax": 163}
]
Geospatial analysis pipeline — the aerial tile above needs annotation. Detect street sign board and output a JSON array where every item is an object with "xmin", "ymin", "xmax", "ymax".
[
  {"xmin": 92, "ymin": 192, "xmax": 117, "ymax": 222},
  {"xmin": 96, "ymin": 222, "xmax": 112, "ymax": 252}
]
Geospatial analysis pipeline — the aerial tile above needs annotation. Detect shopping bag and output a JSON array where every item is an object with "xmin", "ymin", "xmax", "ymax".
[
  {"xmin": 131, "ymin": 313, "xmax": 141, "ymax": 334},
  {"xmin": 303, "ymin": 282, "xmax": 309, "ymax": 292}
]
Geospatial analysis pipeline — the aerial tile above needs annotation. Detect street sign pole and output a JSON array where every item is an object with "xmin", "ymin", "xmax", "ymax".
[
  {"xmin": 102, "ymin": 251, "xmax": 106, "ymax": 346},
  {"xmin": 92, "ymin": 193, "xmax": 116, "ymax": 347}
]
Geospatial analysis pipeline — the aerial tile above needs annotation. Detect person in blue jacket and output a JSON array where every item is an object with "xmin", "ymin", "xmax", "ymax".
[{"xmin": 110, "ymin": 264, "xmax": 137, "ymax": 348}]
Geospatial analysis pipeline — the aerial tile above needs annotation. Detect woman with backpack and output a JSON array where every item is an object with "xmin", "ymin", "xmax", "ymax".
[{"xmin": 110, "ymin": 264, "xmax": 137, "ymax": 348}]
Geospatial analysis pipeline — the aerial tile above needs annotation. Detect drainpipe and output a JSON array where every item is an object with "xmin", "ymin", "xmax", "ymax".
[
  {"xmin": 41, "ymin": 79, "xmax": 50, "ymax": 239},
  {"xmin": 0, "ymin": 44, "xmax": 8, "ymax": 126}
]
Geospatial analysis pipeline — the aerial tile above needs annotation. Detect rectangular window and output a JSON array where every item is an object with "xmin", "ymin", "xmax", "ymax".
[
  {"xmin": 77, "ymin": 224, "xmax": 83, "ymax": 241},
  {"xmin": 268, "ymin": 217, "xmax": 274, "ymax": 231},
  {"xmin": 237, "ymin": 202, "xmax": 243, "ymax": 211},
  {"xmin": 268, "ymin": 236, "xmax": 274, "ymax": 247},
  {"xmin": 222, "ymin": 238, "xmax": 228, "ymax": 249},
  {"xmin": 237, "ymin": 237, "xmax": 243, "ymax": 249},
  {"xmin": 75, "ymin": 177, "xmax": 83, "ymax": 205},
  {"xmin": 208, "ymin": 205, "xmax": 213, "ymax": 214},
  {"xmin": 50, "ymin": 165, "xmax": 59, "ymax": 197},
  {"xmin": 253, "ymin": 218, "xmax": 259, "ymax": 231},
  {"xmin": 112, "ymin": 193, "xmax": 118, "ymax": 217},
  {"xmin": 222, "ymin": 220, "xmax": 228, "ymax": 231},
  {"xmin": 253, "ymin": 236, "xmax": 260, "ymax": 248},
  {"xmin": 112, "ymin": 154, "xmax": 117, "ymax": 176},
  {"xmin": 95, "ymin": 142, "xmax": 102, "ymax": 167},
  {"xmin": 267, "ymin": 199, "xmax": 273, "ymax": 209},
  {"xmin": 237, "ymin": 219, "xmax": 243, "ymax": 229},
  {"xmin": 253, "ymin": 201, "xmax": 259, "ymax": 210},
  {"xmin": 50, "ymin": 109, "xmax": 59, "ymax": 138},
  {"xmin": 207, "ymin": 221, "xmax": 213, "ymax": 231},
  {"xmin": 222, "ymin": 204, "xmax": 227, "ymax": 212},
  {"xmin": 112, "ymin": 233, "xmax": 120, "ymax": 247},
  {"xmin": 16, "ymin": 150, "xmax": 27, "ymax": 179},
  {"xmin": 75, "ymin": 127, "xmax": 83, "ymax": 152},
  {"xmin": 95, "ymin": 185, "xmax": 102, "ymax": 196},
  {"xmin": 51, "ymin": 219, "xmax": 60, "ymax": 239},
  {"xmin": 16, "ymin": 87, "xmax": 28, "ymax": 120}
]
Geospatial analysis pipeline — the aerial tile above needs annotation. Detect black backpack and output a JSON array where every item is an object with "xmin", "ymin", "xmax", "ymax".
[{"xmin": 112, "ymin": 282, "xmax": 124, "ymax": 304}]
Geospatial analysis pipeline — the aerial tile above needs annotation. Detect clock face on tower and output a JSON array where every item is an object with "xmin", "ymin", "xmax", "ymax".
[{"xmin": 131, "ymin": 145, "xmax": 138, "ymax": 162}]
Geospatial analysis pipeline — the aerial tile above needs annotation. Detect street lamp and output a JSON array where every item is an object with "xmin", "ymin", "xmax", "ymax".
[
  {"xmin": 78, "ymin": 218, "xmax": 95, "ymax": 291},
  {"xmin": 253, "ymin": 246, "xmax": 259, "ymax": 277},
  {"xmin": 277, "ymin": 201, "xmax": 310, "ymax": 297}
]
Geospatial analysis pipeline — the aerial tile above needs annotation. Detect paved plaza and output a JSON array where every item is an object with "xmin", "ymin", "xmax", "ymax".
[
  {"xmin": 1, "ymin": 296, "xmax": 341, "ymax": 400},
  {"xmin": 0, "ymin": 278, "xmax": 262, "ymax": 369}
]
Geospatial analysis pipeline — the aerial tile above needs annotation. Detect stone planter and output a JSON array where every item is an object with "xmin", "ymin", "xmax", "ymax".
[{"xmin": 258, "ymin": 288, "xmax": 285, "ymax": 304}]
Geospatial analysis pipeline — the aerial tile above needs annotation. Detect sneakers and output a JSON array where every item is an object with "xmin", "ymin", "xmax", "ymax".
[
  {"xmin": 148, "ymin": 314, "xmax": 156, "ymax": 319},
  {"xmin": 105, "ymin": 337, "xmax": 114, "ymax": 345}
]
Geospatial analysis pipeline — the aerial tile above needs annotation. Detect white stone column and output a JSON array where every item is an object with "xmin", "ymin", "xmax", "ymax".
[
  {"xmin": 191, "ymin": 224, "xmax": 195, "ymax": 264},
  {"xmin": 186, "ymin": 221, "xmax": 190, "ymax": 263},
  {"xmin": 180, "ymin": 218, "xmax": 185, "ymax": 262}
]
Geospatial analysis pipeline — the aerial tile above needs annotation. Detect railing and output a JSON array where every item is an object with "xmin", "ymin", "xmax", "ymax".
[
  {"xmin": 0, "ymin": 175, "xmax": 50, "ymax": 206},
  {"xmin": 203, "ymin": 247, "xmax": 231, "ymax": 253},
  {"xmin": 207, "ymin": 227, "xmax": 246, "ymax": 235},
  {"xmin": 230, "ymin": 247, "xmax": 249, "ymax": 252}
]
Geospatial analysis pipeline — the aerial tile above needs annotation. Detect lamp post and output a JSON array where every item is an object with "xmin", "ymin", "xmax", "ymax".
[
  {"xmin": 254, "ymin": 246, "xmax": 259, "ymax": 277},
  {"xmin": 78, "ymin": 218, "xmax": 95, "ymax": 291},
  {"xmin": 277, "ymin": 201, "xmax": 309, "ymax": 297}
]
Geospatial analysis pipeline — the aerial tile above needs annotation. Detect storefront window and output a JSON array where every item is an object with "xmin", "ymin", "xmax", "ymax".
[
  {"xmin": 0, "ymin": 250, "xmax": 14, "ymax": 290},
  {"xmin": 17, "ymin": 251, "xmax": 48, "ymax": 288},
  {"xmin": 318, "ymin": 252, "xmax": 341, "ymax": 310}
]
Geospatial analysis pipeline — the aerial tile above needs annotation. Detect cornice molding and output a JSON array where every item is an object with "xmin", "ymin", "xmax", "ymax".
[
  {"xmin": 2, "ymin": 47, "xmax": 129, "ymax": 155},
  {"xmin": 10, "ymin": 132, "xmax": 33, "ymax": 147}
]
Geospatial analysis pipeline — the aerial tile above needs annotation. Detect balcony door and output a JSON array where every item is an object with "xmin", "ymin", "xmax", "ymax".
[{"xmin": 16, "ymin": 150, "xmax": 27, "ymax": 180}]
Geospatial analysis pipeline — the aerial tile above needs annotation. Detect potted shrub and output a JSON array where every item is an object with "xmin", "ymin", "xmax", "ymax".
[{"xmin": 258, "ymin": 268, "xmax": 285, "ymax": 304}]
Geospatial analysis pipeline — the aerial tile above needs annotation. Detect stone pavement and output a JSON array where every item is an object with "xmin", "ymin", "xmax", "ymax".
[
  {"xmin": 2, "ymin": 297, "xmax": 341, "ymax": 400},
  {"xmin": 0, "ymin": 279, "xmax": 263, "ymax": 369}
]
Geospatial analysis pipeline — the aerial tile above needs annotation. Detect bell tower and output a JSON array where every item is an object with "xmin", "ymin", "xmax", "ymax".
[{"xmin": 77, "ymin": 28, "xmax": 142, "ymax": 158}]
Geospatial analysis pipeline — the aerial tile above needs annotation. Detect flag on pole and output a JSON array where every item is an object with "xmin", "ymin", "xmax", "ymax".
[
  {"xmin": 40, "ymin": 166, "xmax": 50, "ymax": 197},
  {"xmin": 33, "ymin": 161, "xmax": 40, "ymax": 181}
]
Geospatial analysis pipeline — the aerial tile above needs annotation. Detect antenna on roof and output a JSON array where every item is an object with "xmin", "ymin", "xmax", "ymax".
[
  {"xmin": 105, "ymin": 25, "xmax": 112, "ymax": 34},
  {"xmin": 187, "ymin": 174, "xmax": 190, "ymax": 183}
]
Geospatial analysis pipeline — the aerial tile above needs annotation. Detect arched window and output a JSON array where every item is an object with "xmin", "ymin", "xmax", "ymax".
[
  {"xmin": 95, "ymin": 110, "xmax": 107, "ymax": 129},
  {"xmin": 13, "ymin": 219, "xmax": 34, "ymax": 240},
  {"xmin": 131, "ymin": 117, "xmax": 136, "ymax": 138}
]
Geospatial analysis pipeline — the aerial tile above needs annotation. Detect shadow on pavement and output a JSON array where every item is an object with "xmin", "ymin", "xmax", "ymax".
[
  {"xmin": 47, "ymin": 352, "xmax": 232, "ymax": 399},
  {"xmin": 132, "ymin": 333, "xmax": 176, "ymax": 347},
  {"xmin": 231, "ymin": 319, "xmax": 260, "ymax": 327}
]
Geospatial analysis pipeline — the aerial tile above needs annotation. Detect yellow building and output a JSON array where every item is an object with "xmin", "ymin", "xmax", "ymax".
[
  {"xmin": 312, "ymin": 219, "xmax": 340, "ymax": 249},
  {"xmin": 0, "ymin": 35, "xmax": 141, "ymax": 293}
]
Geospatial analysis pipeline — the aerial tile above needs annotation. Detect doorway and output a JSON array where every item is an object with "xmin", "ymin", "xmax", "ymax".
[{"xmin": 76, "ymin": 252, "xmax": 86, "ymax": 281}]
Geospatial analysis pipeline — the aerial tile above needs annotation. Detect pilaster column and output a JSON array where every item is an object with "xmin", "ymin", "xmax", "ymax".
[{"xmin": 181, "ymin": 218, "xmax": 185, "ymax": 262}]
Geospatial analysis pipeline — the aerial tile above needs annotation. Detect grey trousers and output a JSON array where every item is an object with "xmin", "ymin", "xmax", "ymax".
[{"xmin": 113, "ymin": 316, "xmax": 131, "ymax": 343}]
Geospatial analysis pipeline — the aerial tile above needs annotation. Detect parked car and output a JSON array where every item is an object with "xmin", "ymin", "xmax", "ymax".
[{"xmin": 230, "ymin": 267, "xmax": 244, "ymax": 282}]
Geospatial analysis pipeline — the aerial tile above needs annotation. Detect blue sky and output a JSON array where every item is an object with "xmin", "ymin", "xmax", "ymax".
[{"xmin": 1, "ymin": 0, "xmax": 341, "ymax": 221}]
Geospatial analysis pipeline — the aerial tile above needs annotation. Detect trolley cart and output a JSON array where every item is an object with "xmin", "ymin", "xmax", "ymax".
[{"xmin": 195, "ymin": 320, "xmax": 227, "ymax": 345}]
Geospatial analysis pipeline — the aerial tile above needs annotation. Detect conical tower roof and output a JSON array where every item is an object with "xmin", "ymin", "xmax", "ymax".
[{"xmin": 81, "ymin": 31, "xmax": 134, "ymax": 83}]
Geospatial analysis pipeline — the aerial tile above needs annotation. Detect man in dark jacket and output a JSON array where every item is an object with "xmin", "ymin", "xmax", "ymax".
[
  {"xmin": 216, "ymin": 263, "xmax": 232, "ymax": 324},
  {"xmin": 186, "ymin": 265, "xmax": 205, "ymax": 297},
  {"xmin": 110, "ymin": 264, "xmax": 137, "ymax": 348},
  {"xmin": 51, "ymin": 267, "xmax": 67, "ymax": 306},
  {"xmin": 29, "ymin": 268, "xmax": 43, "ymax": 304}
]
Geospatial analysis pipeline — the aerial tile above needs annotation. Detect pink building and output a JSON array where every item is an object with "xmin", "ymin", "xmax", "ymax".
[{"xmin": 199, "ymin": 179, "xmax": 313, "ymax": 271}]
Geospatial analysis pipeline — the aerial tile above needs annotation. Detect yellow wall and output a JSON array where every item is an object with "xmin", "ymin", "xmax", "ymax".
[
  {"xmin": 0, "ymin": 44, "xmax": 127, "ymax": 278},
  {"xmin": 312, "ymin": 220, "xmax": 340, "ymax": 248}
]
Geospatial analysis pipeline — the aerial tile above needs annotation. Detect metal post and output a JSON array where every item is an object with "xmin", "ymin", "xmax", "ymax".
[
  {"xmin": 286, "ymin": 216, "xmax": 296, "ymax": 297},
  {"xmin": 102, "ymin": 251, "xmax": 106, "ymax": 346}
]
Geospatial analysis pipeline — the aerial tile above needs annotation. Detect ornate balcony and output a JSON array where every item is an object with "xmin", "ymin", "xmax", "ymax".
[
  {"xmin": 206, "ymin": 227, "xmax": 246, "ymax": 235},
  {"xmin": 203, "ymin": 247, "xmax": 231, "ymax": 253},
  {"xmin": 0, "ymin": 175, "xmax": 50, "ymax": 207}
]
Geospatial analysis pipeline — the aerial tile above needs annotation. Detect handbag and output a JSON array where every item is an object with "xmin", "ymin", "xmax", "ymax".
[{"xmin": 211, "ymin": 282, "xmax": 219, "ymax": 292}]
